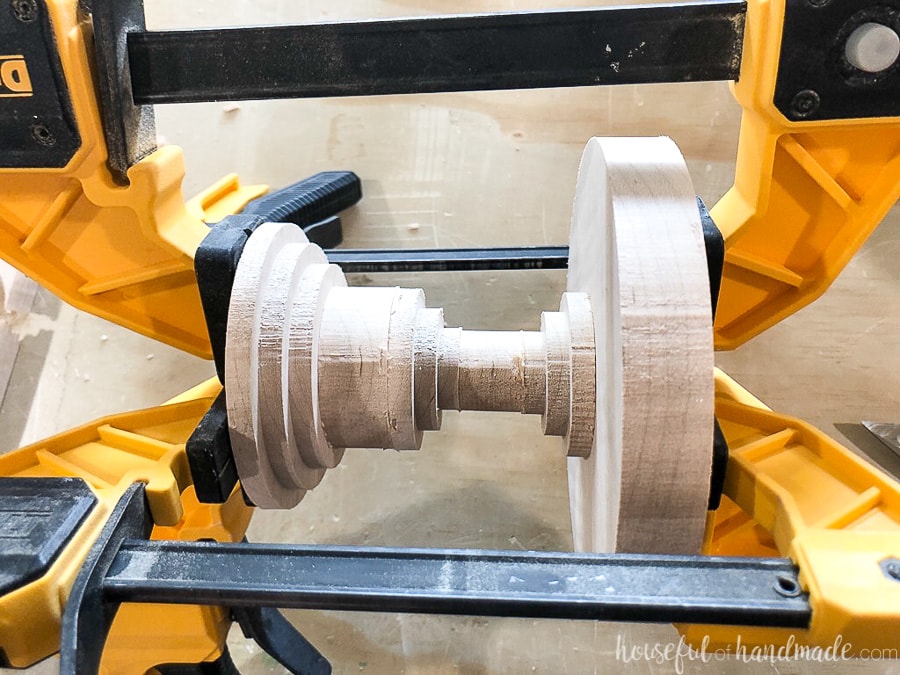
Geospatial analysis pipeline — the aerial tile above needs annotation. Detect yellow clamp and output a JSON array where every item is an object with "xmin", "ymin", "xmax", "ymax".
[
  {"xmin": 679, "ymin": 371, "xmax": 900, "ymax": 656},
  {"xmin": 713, "ymin": 0, "xmax": 900, "ymax": 349},
  {"xmin": 0, "ymin": 0, "xmax": 266, "ymax": 359}
]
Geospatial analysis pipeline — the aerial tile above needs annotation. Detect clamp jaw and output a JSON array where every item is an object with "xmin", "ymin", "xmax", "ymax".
[{"xmin": 713, "ymin": 0, "xmax": 900, "ymax": 348}]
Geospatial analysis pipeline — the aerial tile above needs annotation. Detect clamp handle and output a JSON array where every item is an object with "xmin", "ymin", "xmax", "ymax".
[{"xmin": 242, "ymin": 171, "xmax": 362, "ymax": 247}]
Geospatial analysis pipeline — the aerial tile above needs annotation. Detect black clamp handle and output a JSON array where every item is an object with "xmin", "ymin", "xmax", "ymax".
[{"xmin": 242, "ymin": 171, "xmax": 362, "ymax": 248}]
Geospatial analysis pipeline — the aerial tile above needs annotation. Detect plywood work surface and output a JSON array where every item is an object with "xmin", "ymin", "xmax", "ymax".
[{"xmin": 2, "ymin": 1, "xmax": 899, "ymax": 673}]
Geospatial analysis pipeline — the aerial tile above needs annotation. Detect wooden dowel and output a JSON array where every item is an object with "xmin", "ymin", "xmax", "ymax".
[{"xmin": 453, "ymin": 330, "xmax": 535, "ymax": 413}]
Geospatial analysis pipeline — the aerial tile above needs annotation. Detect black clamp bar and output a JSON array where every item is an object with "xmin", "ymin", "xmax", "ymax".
[
  {"xmin": 127, "ymin": 2, "xmax": 746, "ymax": 104},
  {"xmin": 59, "ymin": 484, "xmax": 330, "ymax": 675},
  {"xmin": 78, "ymin": 0, "xmax": 745, "ymax": 181},
  {"xmin": 107, "ymin": 542, "xmax": 810, "ymax": 627},
  {"xmin": 326, "ymin": 246, "xmax": 570, "ymax": 273},
  {"xmin": 61, "ymin": 483, "xmax": 810, "ymax": 675}
]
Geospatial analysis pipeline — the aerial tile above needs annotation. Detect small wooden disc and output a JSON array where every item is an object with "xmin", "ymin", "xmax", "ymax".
[
  {"xmin": 387, "ymin": 289, "xmax": 426, "ymax": 450},
  {"xmin": 560, "ymin": 292, "xmax": 596, "ymax": 459},
  {"xmin": 413, "ymin": 307, "xmax": 444, "ymax": 431},
  {"xmin": 567, "ymin": 137, "xmax": 714, "ymax": 554},
  {"xmin": 289, "ymin": 263, "xmax": 347, "ymax": 470},
  {"xmin": 541, "ymin": 312, "xmax": 571, "ymax": 437},
  {"xmin": 226, "ymin": 222, "xmax": 307, "ymax": 509}
]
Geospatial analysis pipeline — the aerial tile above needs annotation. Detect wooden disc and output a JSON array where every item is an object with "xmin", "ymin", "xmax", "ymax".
[
  {"xmin": 567, "ymin": 137, "xmax": 714, "ymax": 554},
  {"xmin": 258, "ymin": 240, "xmax": 328, "ymax": 491},
  {"xmin": 413, "ymin": 308, "xmax": 444, "ymax": 431},
  {"xmin": 559, "ymin": 292, "xmax": 596, "ymax": 459},
  {"xmin": 226, "ymin": 222, "xmax": 308, "ymax": 509},
  {"xmin": 387, "ymin": 289, "xmax": 426, "ymax": 450},
  {"xmin": 318, "ymin": 287, "xmax": 402, "ymax": 449},
  {"xmin": 541, "ymin": 312, "xmax": 571, "ymax": 437},
  {"xmin": 289, "ymin": 262, "xmax": 347, "ymax": 470}
]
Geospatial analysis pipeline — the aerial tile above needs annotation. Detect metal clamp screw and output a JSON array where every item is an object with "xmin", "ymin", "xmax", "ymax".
[
  {"xmin": 790, "ymin": 89, "xmax": 821, "ymax": 119},
  {"xmin": 773, "ymin": 574, "xmax": 803, "ymax": 598},
  {"xmin": 883, "ymin": 559, "xmax": 900, "ymax": 582},
  {"xmin": 30, "ymin": 124, "xmax": 56, "ymax": 147},
  {"xmin": 11, "ymin": 0, "xmax": 37, "ymax": 22}
]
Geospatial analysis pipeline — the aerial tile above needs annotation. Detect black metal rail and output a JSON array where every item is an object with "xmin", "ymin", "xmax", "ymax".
[
  {"xmin": 62, "ymin": 482, "xmax": 808, "ymax": 673},
  {"xmin": 326, "ymin": 246, "xmax": 569, "ymax": 273},
  {"xmin": 127, "ymin": 2, "xmax": 746, "ymax": 104},
  {"xmin": 106, "ymin": 540, "xmax": 811, "ymax": 628}
]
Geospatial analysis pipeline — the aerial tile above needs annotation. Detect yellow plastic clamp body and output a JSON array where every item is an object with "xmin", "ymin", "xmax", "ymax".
[
  {"xmin": 679, "ymin": 370, "xmax": 900, "ymax": 655},
  {"xmin": 0, "ymin": 381, "xmax": 252, "ymax": 670},
  {"xmin": 712, "ymin": 0, "xmax": 900, "ymax": 349},
  {"xmin": 8, "ymin": 0, "xmax": 896, "ymax": 359},
  {"xmin": 0, "ymin": 0, "xmax": 265, "ymax": 359}
]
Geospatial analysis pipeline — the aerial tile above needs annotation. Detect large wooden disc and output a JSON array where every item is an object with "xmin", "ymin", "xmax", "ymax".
[{"xmin": 567, "ymin": 137, "xmax": 714, "ymax": 554}]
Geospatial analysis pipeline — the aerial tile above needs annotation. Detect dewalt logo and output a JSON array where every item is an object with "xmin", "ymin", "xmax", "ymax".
[{"xmin": 0, "ymin": 55, "xmax": 33, "ymax": 97}]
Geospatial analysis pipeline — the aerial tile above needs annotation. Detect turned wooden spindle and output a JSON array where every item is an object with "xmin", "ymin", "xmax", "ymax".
[
  {"xmin": 225, "ymin": 136, "xmax": 714, "ymax": 559},
  {"xmin": 226, "ymin": 225, "xmax": 596, "ymax": 509}
]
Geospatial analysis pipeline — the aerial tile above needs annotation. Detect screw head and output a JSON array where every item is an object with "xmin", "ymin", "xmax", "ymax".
[
  {"xmin": 12, "ymin": 0, "xmax": 37, "ymax": 22},
  {"xmin": 790, "ymin": 89, "xmax": 821, "ymax": 119},
  {"xmin": 30, "ymin": 123, "xmax": 56, "ymax": 147},
  {"xmin": 886, "ymin": 560, "xmax": 900, "ymax": 582},
  {"xmin": 806, "ymin": 0, "xmax": 832, "ymax": 7},
  {"xmin": 773, "ymin": 574, "xmax": 803, "ymax": 598}
]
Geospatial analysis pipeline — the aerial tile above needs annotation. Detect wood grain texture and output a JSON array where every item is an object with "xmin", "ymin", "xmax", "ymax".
[
  {"xmin": 437, "ymin": 327, "xmax": 462, "ymax": 411},
  {"xmin": 387, "ymin": 289, "xmax": 426, "ymax": 450},
  {"xmin": 226, "ymin": 220, "xmax": 601, "ymax": 507},
  {"xmin": 521, "ymin": 330, "xmax": 546, "ymax": 416},
  {"xmin": 318, "ymin": 286, "xmax": 426, "ymax": 451},
  {"xmin": 456, "ymin": 331, "xmax": 528, "ymax": 413},
  {"xmin": 567, "ymin": 137, "xmax": 714, "ymax": 554}
]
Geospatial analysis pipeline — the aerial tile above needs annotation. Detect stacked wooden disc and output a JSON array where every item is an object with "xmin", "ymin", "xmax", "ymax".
[{"xmin": 225, "ymin": 223, "xmax": 345, "ymax": 509}]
